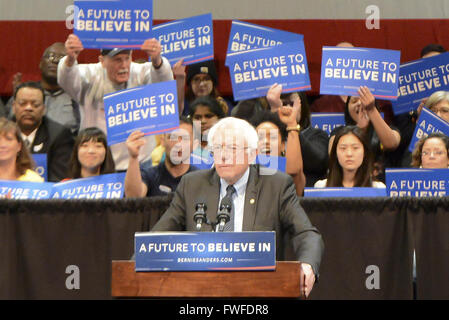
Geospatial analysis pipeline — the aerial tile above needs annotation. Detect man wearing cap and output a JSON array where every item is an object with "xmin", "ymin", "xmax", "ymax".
[{"xmin": 57, "ymin": 34, "xmax": 173, "ymax": 170}]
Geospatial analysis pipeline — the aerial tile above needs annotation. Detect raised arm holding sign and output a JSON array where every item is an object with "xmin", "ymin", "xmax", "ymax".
[
  {"xmin": 73, "ymin": 0, "xmax": 154, "ymax": 49},
  {"xmin": 320, "ymin": 46, "xmax": 401, "ymax": 100},
  {"xmin": 58, "ymin": 33, "xmax": 174, "ymax": 171},
  {"xmin": 125, "ymin": 118, "xmax": 196, "ymax": 198},
  {"xmin": 255, "ymin": 83, "xmax": 306, "ymax": 195},
  {"xmin": 328, "ymin": 86, "xmax": 401, "ymax": 166},
  {"xmin": 358, "ymin": 86, "xmax": 401, "ymax": 150}
]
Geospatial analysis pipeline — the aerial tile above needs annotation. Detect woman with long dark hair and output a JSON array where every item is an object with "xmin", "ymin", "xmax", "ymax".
[
  {"xmin": 67, "ymin": 127, "xmax": 115, "ymax": 179},
  {"xmin": 329, "ymin": 86, "xmax": 400, "ymax": 182},
  {"xmin": 315, "ymin": 126, "xmax": 385, "ymax": 188}
]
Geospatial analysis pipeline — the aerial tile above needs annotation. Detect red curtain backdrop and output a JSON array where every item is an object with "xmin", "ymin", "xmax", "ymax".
[{"xmin": 1, "ymin": 19, "xmax": 449, "ymax": 97}]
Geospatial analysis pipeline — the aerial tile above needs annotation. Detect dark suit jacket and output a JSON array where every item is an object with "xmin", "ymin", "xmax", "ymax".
[
  {"xmin": 152, "ymin": 164, "xmax": 324, "ymax": 276},
  {"xmin": 31, "ymin": 116, "xmax": 75, "ymax": 182}
]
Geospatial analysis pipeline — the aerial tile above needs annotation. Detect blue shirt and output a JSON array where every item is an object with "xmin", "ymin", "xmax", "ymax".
[{"xmin": 140, "ymin": 161, "xmax": 197, "ymax": 197}]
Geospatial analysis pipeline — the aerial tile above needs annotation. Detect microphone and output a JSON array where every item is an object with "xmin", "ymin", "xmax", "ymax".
[
  {"xmin": 217, "ymin": 196, "xmax": 232, "ymax": 232},
  {"xmin": 193, "ymin": 202, "xmax": 207, "ymax": 231}
]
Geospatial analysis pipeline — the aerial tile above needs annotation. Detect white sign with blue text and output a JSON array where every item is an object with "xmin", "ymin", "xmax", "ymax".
[
  {"xmin": 104, "ymin": 80, "xmax": 179, "ymax": 145},
  {"xmin": 320, "ymin": 46, "xmax": 401, "ymax": 100},
  {"xmin": 74, "ymin": 0, "xmax": 152, "ymax": 49},
  {"xmin": 227, "ymin": 41, "xmax": 311, "ymax": 101},
  {"xmin": 135, "ymin": 231, "xmax": 276, "ymax": 271},
  {"xmin": 393, "ymin": 52, "xmax": 449, "ymax": 115},
  {"xmin": 151, "ymin": 13, "xmax": 214, "ymax": 66},
  {"xmin": 386, "ymin": 168, "xmax": 449, "ymax": 197},
  {"xmin": 408, "ymin": 107, "xmax": 449, "ymax": 152},
  {"xmin": 51, "ymin": 173, "xmax": 126, "ymax": 199}
]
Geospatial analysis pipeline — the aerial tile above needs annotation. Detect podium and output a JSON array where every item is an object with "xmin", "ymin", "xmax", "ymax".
[{"xmin": 111, "ymin": 261, "xmax": 301, "ymax": 298}]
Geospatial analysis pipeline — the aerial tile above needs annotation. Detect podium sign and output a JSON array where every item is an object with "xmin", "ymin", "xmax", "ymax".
[{"xmin": 135, "ymin": 231, "xmax": 276, "ymax": 271}]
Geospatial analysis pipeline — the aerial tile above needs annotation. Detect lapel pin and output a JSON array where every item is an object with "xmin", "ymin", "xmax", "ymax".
[{"xmin": 33, "ymin": 143, "xmax": 44, "ymax": 152}]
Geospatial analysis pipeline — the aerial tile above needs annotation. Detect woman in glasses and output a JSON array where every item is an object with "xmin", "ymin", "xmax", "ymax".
[
  {"xmin": 174, "ymin": 60, "xmax": 232, "ymax": 116},
  {"xmin": 411, "ymin": 133, "xmax": 449, "ymax": 169},
  {"xmin": 425, "ymin": 91, "xmax": 449, "ymax": 123},
  {"xmin": 189, "ymin": 96, "xmax": 226, "ymax": 161}
]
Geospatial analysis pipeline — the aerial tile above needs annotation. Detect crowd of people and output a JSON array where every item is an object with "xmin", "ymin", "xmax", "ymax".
[
  {"xmin": 2, "ymin": 32, "xmax": 448, "ymax": 299},
  {"xmin": 0, "ymin": 36, "xmax": 448, "ymax": 196}
]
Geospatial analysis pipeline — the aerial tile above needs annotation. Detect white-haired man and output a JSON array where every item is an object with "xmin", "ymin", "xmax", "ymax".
[
  {"xmin": 57, "ymin": 34, "xmax": 174, "ymax": 170},
  {"xmin": 151, "ymin": 117, "xmax": 324, "ymax": 298}
]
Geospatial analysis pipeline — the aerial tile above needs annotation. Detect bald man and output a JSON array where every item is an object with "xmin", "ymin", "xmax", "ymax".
[{"xmin": 7, "ymin": 42, "xmax": 80, "ymax": 134}]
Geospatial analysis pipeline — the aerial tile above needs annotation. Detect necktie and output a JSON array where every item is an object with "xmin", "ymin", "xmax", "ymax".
[
  {"xmin": 222, "ymin": 185, "xmax": 236, "ymax": 231},
  {"xmin": 24, "ymin": 139, "xmax": 31, "ymax": 149}
]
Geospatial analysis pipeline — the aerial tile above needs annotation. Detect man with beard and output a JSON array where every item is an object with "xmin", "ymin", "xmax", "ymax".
[
  {"xmin": 6, "ymin": 43, "xmax": 80, "ymax": 134},
  {"xmin": 12, "ymin": 81, "xmax": 74, "ymax": 182},
  {"xmin": 124, "ymin": 117, "xmax": 196, "ymax": 197}
]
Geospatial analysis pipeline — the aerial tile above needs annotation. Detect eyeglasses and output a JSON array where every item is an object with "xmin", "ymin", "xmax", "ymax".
[
  {"xmin": 210, "ymin": 144, "xmax": 249, "ymax": 155},
  {"xmin": 44, "ymin": 52, "xmax": 66, "ymax": 63},
  {"xmin": 191, "ymin": 76, "xmax": 212, "ymax": 85},
  {"xmin": 430, "ymin": 106, "xmax": 449, "ymax": 116},
  {"xmin": 422, "ymin": 150, "xmax": 447, "ymax": 157}
]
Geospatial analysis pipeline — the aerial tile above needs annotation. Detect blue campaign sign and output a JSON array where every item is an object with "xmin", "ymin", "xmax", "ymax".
[
  {"xmin": 393, "ymin": 52, "xmax": 449, "ymax": 115},
  {"xmin": 225, "ymin": 20, "xmax": 303, "ymax": 65},
  {"xmin": 311, "ymin": 113, "xmax": 345, "ymax": 136},
  {"xmin": 190, "ymin": 153, "xmax": 214, "ymax": 170},
  {"xmin": 386, "ymin": 168, "xmax": 449, "ymax": 197},
  {"xmin": 51, "ymin": 172, "xmax": 126, "ymax": 199},
  {"xmin": 408, "ymin": 107, "xmax": 449, "ymax": 152},
  {"xmin": 74, "ymin": 0, "xmax": 152, "ymax": 49},
  {"xmin": 304, "ymin": 187, "xmax": 386, "ymax": 198},
  {"xmin": 135, "ymin": 231, "xmax": 276, "ymax": 271},
  {"xmin": 32, "ymin": 153, "xmax": 47, "ymax": 181},
  {"xmin": 256, "ymin": 155, "xmax": 286, "ymax": 173},
  {"xmin": 0, "ymin": 181, "xmax": 53, "ymax": 199},
  {"xmin": 151, "ymin": 13, "xmax": 214, "ymax": 66},
  {"xmin": 104, "ymin": 80, "xmax": 179, "ymax": 145},
  {"xmin": 320, "ymin": 46, "xmax": 401, "ymax": 101},
  {"xmin": 227, "ymin": 41, "xmax": 311, "ymax": 101}
]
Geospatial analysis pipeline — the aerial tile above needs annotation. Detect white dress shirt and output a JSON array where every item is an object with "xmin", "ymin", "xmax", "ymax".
[
  {"xmin": 21, "ymin": 128, "xmax": 38, "ymax": 149},
  {"xmin": 218, "ymin": 168, "xmax": 250, "ymax": 232}
]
